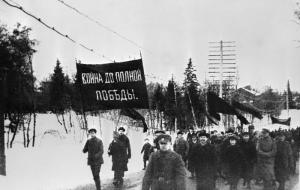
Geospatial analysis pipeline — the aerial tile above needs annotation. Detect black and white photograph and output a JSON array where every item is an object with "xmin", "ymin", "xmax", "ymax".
[{"xmin": 1, "ymin": 0, "xmax": 300, "ymax": 189}]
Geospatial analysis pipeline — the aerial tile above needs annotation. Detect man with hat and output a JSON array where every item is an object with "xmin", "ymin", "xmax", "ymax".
[
  {"xmin": 275, "ymin": 131, "xmax": 293, "ymax": 190},
  {"xmin": 256, "ymin": 128, "xmax": 277, "ymax": 190},
  {"xmin": 173, "ymin": 131, "xmax": 189, "ymax": 165},
  {"xmin": 83, "ymin": 128, "xmax": 104, "ymax": 190},
  {"xmin": 142, "ymin": 134, "xmax": 187, "ymax": 190},
  {"xmin": 239, "ymin": 132, "xmax": 257, "ymax": 189},
  {"xmin": 111, "ymin": 126, "xmax": 131, "ymax": 186},
  {"xmin": 191, "ymin": 130, "xmax": 216, "ymax": 190},
  {"xmin": 222, "ymin": 135, "xmax": 246, "ymax": 190}
]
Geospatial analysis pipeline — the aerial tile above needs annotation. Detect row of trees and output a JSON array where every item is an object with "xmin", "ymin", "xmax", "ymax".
[{"xmin": 1, "ymin": 23, "xmax": 297, "ymax": 149}]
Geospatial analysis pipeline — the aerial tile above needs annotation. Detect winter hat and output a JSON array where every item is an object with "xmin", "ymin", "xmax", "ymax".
[
  {"xmin": 88, "ymin": 128, "xmax": 97, "ymax": 133},
  {"xmin": 197, "ymin": 130, "xmax": 209, "ymax": 138},
  {"xmin": 118, "ymin": 127, "xmax": 126, "ymax": 132},
  {"xmin": 157, "ymin": 134, "xmax": 172, "ymax": 144},
  {"xmin": 154, "ymin": 130, "xmax": 166, "ymax": 135}
]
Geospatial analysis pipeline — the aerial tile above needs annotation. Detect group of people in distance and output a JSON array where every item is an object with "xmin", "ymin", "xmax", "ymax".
[{"xmin": 141, "ymin": 126, "xmax": 300, "ymax": 190}]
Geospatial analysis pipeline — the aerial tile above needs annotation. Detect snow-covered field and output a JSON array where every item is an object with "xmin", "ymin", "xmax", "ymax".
[{"xmin": 0, "ymin": 113, "xmax": 148, "ymax": 190}]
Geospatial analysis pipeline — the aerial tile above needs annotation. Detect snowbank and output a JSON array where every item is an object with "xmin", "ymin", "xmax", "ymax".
[{"xmin": 0, "ymin": 113, "xmax": 147, "ymax": 190}]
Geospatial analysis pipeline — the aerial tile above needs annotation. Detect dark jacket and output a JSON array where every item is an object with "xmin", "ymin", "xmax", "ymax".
[
  {"xmin": 192, "ymin": 143, "xmax": 216, "ymax": 177},
  {"xmin": 142, "ymin": 150, "xmax": 186, "ymax": 190},
  {"xmin": 223, "ymin": 144, "xmax": 246, "ymax": 179},
  {"xmin": 187, "ymin": 140, "xmax": 198, "ymax": 172},
  {"xmin": 173, "ymin": 137, "xmax": 189, "ymax": 160},
  {"xmin": 83, "ymin": 136, "xmax": 104, "ymax": 166},
  {"xmin": 275, "ymin": 140, "xmax": 294, "ymax": 181},
  {"xmin": 239, "ymin": 139, "xmax": 257, "ymax": 177},
  {"xmin": 118, "ymin": 134, "xmax": 131, "ymax": 159},
  {"xmin": 108, "ymin": 139, "xmax": 128, "ymax": 171},
  {"xmin": 256, "ymin": 136, "xmax": 277, "ymax": 181},
  {"xmin": 141, "ymin": 142, "xmax": 152, "ymax": 160}
]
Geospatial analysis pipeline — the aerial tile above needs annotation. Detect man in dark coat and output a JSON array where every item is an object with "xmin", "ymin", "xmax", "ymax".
[
  {"xmin": 191, "ymin": 130, "xmax": 216, "ymax": 190},
  {"xmin": 142, "ymin": 134, "xmax": 187, "ymax": 190},
  {"xmin": 239, "ymin": 132, "xmax": 257, "ymax": 189},
  {"xmin": 108, "ymin": 128, "xmax": 130, "ymax": 187},
  {"xmin": 83, "ymin": 128, "xmax": 104, "ymax": 190},
  {"xmin": 187, "ymin": 134, "xmax": 198, "ymax": 178},
  {"xmin": 275, "ymin": 132, "xmax": 294, "ymax": 190},
  {"xmin": 173, "ymin": 131, "xmax": 189, "ymax": 165},
  {"xmin": 186, "ymin": 127, "xmax": 196, "ymax": 145},
  {"xmin": 141, "ymin": 138, "xmax": 152, "ymax": 170},
  {"xmin": 223, "ymin": 135, "xmax": 246, "ymax": 190}
]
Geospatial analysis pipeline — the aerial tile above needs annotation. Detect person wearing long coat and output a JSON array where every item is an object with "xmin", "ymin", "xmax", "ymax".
[
  {"xmin": 142, "ymin": 134, "xmax": 186, "ymax": 190},
  {"xmin": 187, "ymin": 134, "xmax": 198, "ymax": 178},
  {"xmin": 191, "ymin": 131, "xmax": 216, "ymax": 190},
  {"xmin": 275, "ymin": 133, "xmax": 294, "ymax": 190},
  {"xmin": 239, "ymin": 132, "xmax": 257, "ymax": 188},
  {"xmin": 141, "ymin": 138, "xmax": 152, "ymax": 170},
  {"xmin": 173, "ymin": 131, "xmax": 189, "ymax": 165},
  {"xmin": 256, "ymin": 129, "xmax": 277, "ymax": 190},
  {"xmin": 222, "ymin": 135, "xmax": 246, "ymax": 190},
  {"xmin": 108, "ymin": 129, "xmax": 130, "ymax": 187}
]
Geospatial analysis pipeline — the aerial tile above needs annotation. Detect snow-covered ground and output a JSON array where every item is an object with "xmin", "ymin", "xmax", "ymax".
[{"xmin": 0, "ymin": 113, "xmax": 149, "ymax": 190}]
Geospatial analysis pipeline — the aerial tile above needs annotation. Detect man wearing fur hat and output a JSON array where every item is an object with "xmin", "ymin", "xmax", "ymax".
[
  {"xmin": 191, "ymin": 130, "xmax": 216, "ymax": 190},
  {"xmin": 142, "ymin": 134, "xmax": 187, "ymax": 190},
  {"xmin": 109, "ymin": 126, "xmax": 131, "ymax": 187},
  {"xmin": 83, "ymin": 128, "xmax": 104, "ymax": 190},
  {"xmin": 256, "ymin": 128, "xmax": 277, "ymax": 190}
]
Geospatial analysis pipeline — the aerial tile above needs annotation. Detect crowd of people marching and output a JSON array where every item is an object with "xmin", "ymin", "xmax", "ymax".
[
  {"xmin": 82, "ymin": 125, "xmax": 300, "ymax": 190},
  {"xmin": 141, "ymin": 126, "xmax": 300, "ymax": 190}
]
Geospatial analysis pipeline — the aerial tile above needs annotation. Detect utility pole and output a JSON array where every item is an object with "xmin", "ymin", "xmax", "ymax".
[
  {"xmin": 172, "ymin": 75, "xmax": 178, "ymax": 132},
  {"xmin": 208, "ymin": 41, "xmax": 237, "ymax": 130},
  {"xmin": 0, "ymin": 67, "xmax": 8, "ymax": 176}
]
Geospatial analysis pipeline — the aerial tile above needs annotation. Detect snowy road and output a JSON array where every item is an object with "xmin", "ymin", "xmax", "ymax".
[{"xmin": 72, "ymin": 168, "xmax": 299, "ymax": 190}]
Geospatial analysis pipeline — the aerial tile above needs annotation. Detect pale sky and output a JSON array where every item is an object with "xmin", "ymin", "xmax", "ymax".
[{"xmin": 1, "ymin": 0, "xmax": 300, "ymax": 92}]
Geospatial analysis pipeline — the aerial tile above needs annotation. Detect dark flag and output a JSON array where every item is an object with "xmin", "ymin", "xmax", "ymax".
[
  {"xmin": 231, "ymin": 100, "xmax": 263, "ymax": 119},
  {"xmin": 120, "ymin": 108, "xmax": 148, "ymax": 132},
  {"xmin": 207, "ymin": 92, "xmax": 249, "ymax": 125},
  {"xmin": 76, "ymin": 59, "xmax": 149, "ymax": 111},
  {"xmin": 270, "ymin": 116, "xmax": 291, "ymax": 126}
]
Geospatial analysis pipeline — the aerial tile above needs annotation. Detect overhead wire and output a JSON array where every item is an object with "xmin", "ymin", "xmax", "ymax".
[
  {"xmin": 56, "ymin": 0, "xmax": 153, "ymax": 55},
  {"xmin": 2, "ymin": 0, "xmax": 115, "ymax": 62}
]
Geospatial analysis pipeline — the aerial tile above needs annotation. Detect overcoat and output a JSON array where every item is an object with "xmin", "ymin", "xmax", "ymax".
[
  {"xmin": 108, "ymin": 139, "xmax": 128, "ymax": 171},
  {"xmin": 191, "ymin": 143, "xmax": 216, "ymax": 190},
  {"xmin": 222, "ymin": 144, "xmax": 246, "ymax": 184},
  {"xmin": 142, "ymin": 150, "xmax": 186, "ymax": 190},
  {"xmin": 256, "ymin": 136, "xmax": 277, "ymax": 181},
  {"xmin": 275, "ymin": 140, "xmax": 293, "ymax": 181},
  {"xmin": 239, "ymin": 139, "xmax": 257, "ymax": 179},
  {"xmin": 83, "ymin": 136, "xmax": 104, "ymax": 166}
]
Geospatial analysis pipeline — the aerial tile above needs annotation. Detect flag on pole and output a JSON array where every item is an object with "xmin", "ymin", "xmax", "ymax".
[
  {"xmin": 270, "ymin": 116, "xmax": 291, "ymax": 126},
  {"xmin": 207, "ymin": 92, "xmax": 249, "ymax": 125}
]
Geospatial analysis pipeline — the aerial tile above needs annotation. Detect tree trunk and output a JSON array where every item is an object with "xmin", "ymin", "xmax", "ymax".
[
  {"xmin": 32, "ymin": 113, "xmax": 36, "ymax": 147},
  {"xmin": 26, "ymin": 114, "xmax": 31, "ymax": 147},
  {"xmin": 69, "ymin": 111, "xmax": 73, "ymax": 128},
  {"xmin": 6, "ymin": 130, "xmax": 9, "ymax": 149},
  {"xmin": 61, "ymin": 114, "xmax": 68, "ymax": 134},
  {"xmin": 23, "ymin": 121, "xmax": 26, "ymax": 148},
  {"xmin": 10, "ymin": 126, "xmax": 17, "ymax": 148},
  {"xmin": 55, "ymin": 114, "xmax": 63, "ymax": 125}
]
